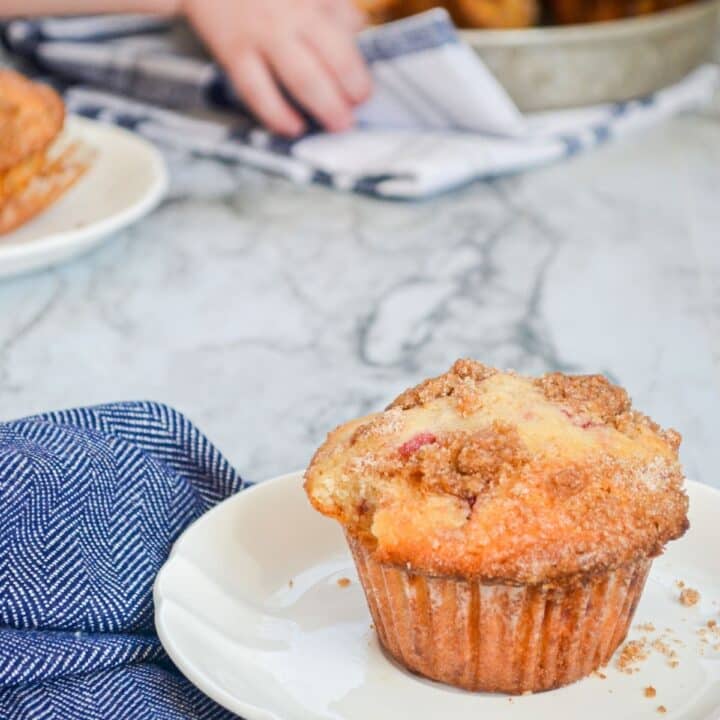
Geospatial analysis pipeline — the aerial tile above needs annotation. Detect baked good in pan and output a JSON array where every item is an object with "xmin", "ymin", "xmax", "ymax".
[
  {"xmin": 450, "ymin": 0, "xmax": 539, "ymax": 28},
  {"xmin": 362, "ymin": 0, "xmax": 694, "ymax": 27},
  {"xmin": 361, "ymin": 0, "xmax": 538, "ymax": 26},
  {"xmin": 357, "ymin": 0, "xmax": 406, "ymax": 22},
  {"xmin": 546, "ymin": 0, "xmax": 690, "ymax": 24},
  {"xmin": 304, "ymin": 360, "xmax": 688, "ymax": 693}
]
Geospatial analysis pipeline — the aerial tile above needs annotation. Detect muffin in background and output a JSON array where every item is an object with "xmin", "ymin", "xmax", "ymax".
[
  {"xmin": 547, "ymin": 0, "xmax": 691, "ymax": 23},
  {"xmin": 358, "ymin": 0, "xmax": 696, "ymax": 27},
  {"xmin": 0, "ymin": 70, "xmax": 89, "ymax": 235},
  {"xmin": 357, "ymin": 0, "xmax": 405, "ymax": 23},
  {"xmin": 395, "ymin": 0, "xmax": 446, "ymax": 16},
  {"xmin": 304, "ymin": 360, "xmax": 688, "ymax": 693},
  {"xmin": 359, "ymin": 0, "xmax": 538, "ymax": 26},
  {"xmin": 450, "ymin": 0, "xmax": 538, "ymax": 28}
]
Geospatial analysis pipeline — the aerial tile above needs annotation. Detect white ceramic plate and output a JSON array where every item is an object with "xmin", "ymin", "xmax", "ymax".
[
  {"xmin": 155, "ymin": 473, "xmax": 720, "ymax": 720},
  {"xmin": 0, "ymin": 115, "xmax": 167, "ymax": 278}
]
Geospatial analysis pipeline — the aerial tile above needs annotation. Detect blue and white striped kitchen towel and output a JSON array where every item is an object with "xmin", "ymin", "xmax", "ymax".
[
  {"xmin": 0, "ymin": 402, "xmax": 244, "ymax": 720},
  {"xmin": 3, "ymin": 10, "xmax": 718, "ymax": 198}
]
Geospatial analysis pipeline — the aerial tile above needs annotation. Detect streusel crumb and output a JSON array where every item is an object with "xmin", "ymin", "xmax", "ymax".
[
  {"xmin": 679, "ymin": 588, "xmax": 700, "ymax": 607},
  {"xmin": 617, "ymin": 639, "xmax": 649, "ymax": 673}
]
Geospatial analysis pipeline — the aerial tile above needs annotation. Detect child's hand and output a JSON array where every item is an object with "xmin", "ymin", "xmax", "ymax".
[{"xmin": 181, "ymin": 0, "xmax": 372, "ymax": 136}]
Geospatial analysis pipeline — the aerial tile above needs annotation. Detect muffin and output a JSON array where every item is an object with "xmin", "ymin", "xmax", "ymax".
[
  {"xmin": 0, "ymin": 70, "xmax": 88, "ymax": 235},
  {"xmin": 304, "ymin": 360, "xmax": 688, "ymax": 693},
  {"xmin": 357, "ymin": 0, "xmax": 537, "ymax": 27},
  {"xmin": 356, "ymin": 0, "xmax": 406, "ymax": 23},
  {"xmin": 450, "ymin": 0, "xmax": 538, "ymax": 28},
  {"xmin": 547, "ymin": 0, "xmax": 692, "ymax": 23}
]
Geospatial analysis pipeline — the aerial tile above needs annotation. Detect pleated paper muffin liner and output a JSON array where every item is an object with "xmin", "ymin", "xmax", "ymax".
[{"xmin": 347, "ymin": 533, "xmax": 652, "ymax": 694}]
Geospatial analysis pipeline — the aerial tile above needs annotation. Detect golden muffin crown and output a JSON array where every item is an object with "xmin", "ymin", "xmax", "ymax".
[
  {"xmin": 0, "ymin": 71, "xmax": 90, "ymax": 235},
  {"xmin": 304, "ymin": 360, "xmax": 688, "ymax": 584},
  {"xmin": 0, "ymin": 70, "xmax": 65, "ymax": 173}
]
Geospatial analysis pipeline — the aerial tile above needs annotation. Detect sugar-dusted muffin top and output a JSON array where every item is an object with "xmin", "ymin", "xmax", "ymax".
[
  {"xmin": 304, "ymin": 360, "xmax": 688, "ymax": 584},
  {"xmin": 0, "ymin": 71, "xmax": 64, "ymax": 173}
]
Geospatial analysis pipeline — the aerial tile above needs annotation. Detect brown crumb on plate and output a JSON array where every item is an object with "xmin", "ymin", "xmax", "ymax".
[
  {"xmin": 644, "ymin": 686, "xmax": 657, "ymax": 698},
  {"xmin": 593, "ymin": 670, "xmax": 607, "ymax": 679},
  {"xmin": 679, "ymin": 588, "xmax": 700, "ymax": 606},
  {"xmin": 617, "ymin": 639, "xmax": 649, "ymax": 673},
  {"xmin": 657, "ymin": 706, "xmax": 667, "ymax": 714},
  {"xmin": 652, "ymin": 639, "xmax": 676, "ymax": 658},
  {"xmin": 288, "ymin": 579, "xmax": 294, "ymax": 588},
  {"xmin": 637, "ymin": 622, "xmax": 656, "ymax": 632},
  {"xmin": 676, "ymin": 580, "xmax": 685, "ymax": 589},
  {"xmin": 337, "ymin": 577, "xmax": 351, "ymax": 588}
]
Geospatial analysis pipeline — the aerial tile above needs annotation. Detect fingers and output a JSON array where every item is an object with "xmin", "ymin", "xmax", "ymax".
[
  {"xmin": 228, "ymin": 50, "xmax": 305, "ymax": 136},
  {"xmin": 267, "ymin": 41, "xmax": 355, "ymax": 133},
  {"xmin": 220, "ymin": 2, "xmax": 371, "ymax": 136},
  {"xmin": 302, "ymin": 18, "xmax": 372, "ymax": 105}
]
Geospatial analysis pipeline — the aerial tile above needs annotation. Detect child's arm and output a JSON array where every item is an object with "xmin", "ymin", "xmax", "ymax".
[
  {"xmin": 1, "ymin": 0, "xmax": 372, "ymax": 137},
  {"xmin": 0, "ymin": 1, "xmax": 177, "ymax": 13}
]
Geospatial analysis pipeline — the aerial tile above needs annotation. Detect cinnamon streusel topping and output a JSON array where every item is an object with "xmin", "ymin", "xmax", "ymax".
[
  {"xmin": 304, "ymin": 360, "xmax": 689, "ymax": 584},
  {"xmin": 0, "ymin": 71, "xmax": 64, "ymax": 173}
]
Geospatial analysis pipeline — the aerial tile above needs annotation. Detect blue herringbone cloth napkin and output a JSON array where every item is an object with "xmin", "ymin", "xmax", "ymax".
[{"xmin": 0, "ymin": 402, "xmax": 245, "ymax": 720}]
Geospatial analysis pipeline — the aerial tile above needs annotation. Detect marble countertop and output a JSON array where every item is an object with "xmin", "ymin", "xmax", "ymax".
[{"xmin": 1, "ymin": 95, "xmax": 719, "ymax": 488}]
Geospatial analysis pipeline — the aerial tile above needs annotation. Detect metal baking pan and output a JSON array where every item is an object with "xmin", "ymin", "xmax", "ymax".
[{"xmin": 460, "ymin": 0, "xmax": 720, "ymax": 111}]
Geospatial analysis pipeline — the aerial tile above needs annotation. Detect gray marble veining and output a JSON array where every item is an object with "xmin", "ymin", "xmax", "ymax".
[{"xmin": 0, "ymin": 97, "xmax": 719, "ymax": 487}]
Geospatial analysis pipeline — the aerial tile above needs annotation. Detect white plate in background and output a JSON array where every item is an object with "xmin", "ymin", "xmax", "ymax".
[
  {"xmin": 0, "ymin": 115, "xmax": 167, "ymax": 278},
  {"xmin": 155, "ymin": 472, "xmax": 720, "ymax": 720}
]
